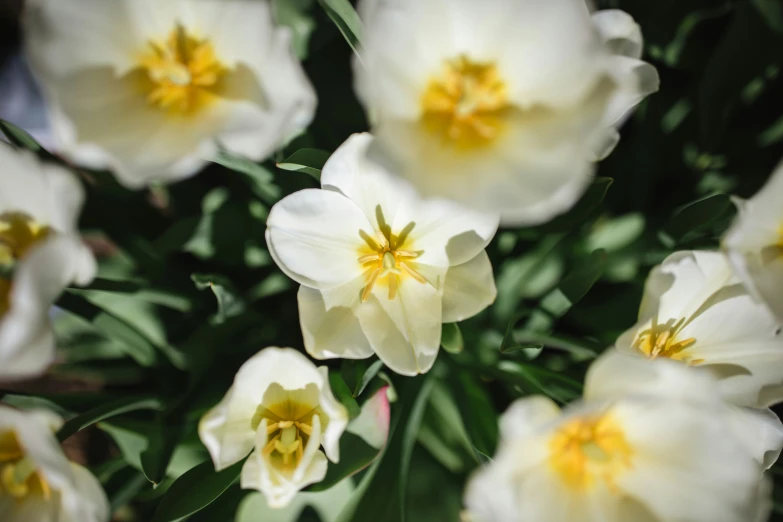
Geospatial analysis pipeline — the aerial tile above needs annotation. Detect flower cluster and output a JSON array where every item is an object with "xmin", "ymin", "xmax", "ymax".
[{"xmin": 0, "ymin": 0, "xmax": 780, "ymax": 521}]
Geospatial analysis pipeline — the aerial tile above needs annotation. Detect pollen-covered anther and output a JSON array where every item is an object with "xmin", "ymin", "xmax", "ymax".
[
  {"xmin": 358, "ymin": 243, "xmax": 427, "ymax": 302},
  {"xmin": 633, "ymin": 319, "xmax": 701, "ymax": 364}
]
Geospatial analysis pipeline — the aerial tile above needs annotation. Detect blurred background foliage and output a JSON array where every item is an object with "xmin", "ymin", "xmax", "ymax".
[{"xmin": 1, "ymin": 0, "xmax": 783, "ymax": 520}]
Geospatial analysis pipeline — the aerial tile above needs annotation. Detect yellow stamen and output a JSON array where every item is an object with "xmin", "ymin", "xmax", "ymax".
[
  {"xmin": 0, "ymin": 212, "xmax": 51, "ymax": 263},
  {"xmin": 633, "ymin": 318, "xmax": 702, "ymax": 365},
  {"xmin": 421, "ymin": 55, "xmax": 511, "ymax": 150},
  {"xmin": 549, "ymin": 413, "xmax": 633, "ymax": 491},
  {"xmin": 138, "ymin": 25, "xmax": 226, "ymax": 115},
  {"xmin": 0, "ymin": 431, "xmax": 51, "ymax": 501}
]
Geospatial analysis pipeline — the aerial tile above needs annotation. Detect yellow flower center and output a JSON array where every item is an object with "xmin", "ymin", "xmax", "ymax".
[
  {"xmin": 549, "ymin": 413, "xmax": 633, "ymax": 491},
  {"xmin": 632, "ymin": 318, "xmax": 701, "ymax": 364},
  {"xmin": 139, "ymin": 25, "xmax": 226, "ymax": 114},
  {"xmin": 0, "ymin": 431, "xmax": 51, "ymax": 501},
  {"xmin": 420, "ymin": 55, "xmax": 511, "ymax": 151},
  {"xmin": 0, "ymin": 278, "xmax": 10, "ymax": 318},
  {"xmin": 357, "ymin": 208, "xmax": 427, "ymax": 301},
  {"xmin": 252, "ymin": 383, "xmax": 323, "ymax": 472},
  {"xmin": 0, "ymin": 212, "xmax": 51, "ymax": 265}
]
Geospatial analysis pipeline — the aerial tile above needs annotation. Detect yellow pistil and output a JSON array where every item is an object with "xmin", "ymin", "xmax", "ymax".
[
  {"xmin": 0, "ymin": 431, "xmax": 51, "ymax": 501},
  {"xmin": 0, "ymin": 212, "xmax": 51, "ymax": 264},
  {"xmin": 252, "ymin": 384, "xmax": 322, "ymax": 472},
  {"xmin": 549, "ymin": 413, "xmax": 633, "ymax": 491},
  {"xmin": 357, "ymin": 209, "xmax": 427, "ymax": 302},
  {"xmin": 139, "ymin": 25, "xmax": 226, "ymax": 114},
  {"xmin": 421, "ymin": 55, "xmax": 511, "ymax": 150},
  {"xmin": 633, "ymin": 318, "xmax": 702, "ymax": 365}
]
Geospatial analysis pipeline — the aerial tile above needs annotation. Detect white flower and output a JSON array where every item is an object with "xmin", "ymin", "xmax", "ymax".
[
  {"xmin": 0, "ymin": 145, "xmax": 96, "ymax": 380},
  {"xmin": 353, "ymin": 0, "xmax": 658, "ymax": 225},
  {"xmin": 723, "ymin": 159, "xmax": 783, "ymax": 323},
  {"xmin": 199, "ymin": 347, "xmax": 349, "ymax": 509},
  {"xmin": 265, "ymin": 133, "xmax": 499, "ymax": 376},
  {"xmin": 615, "ymin": 250, "xmax": 783, "ymax": 409},
  {"xmin": 24, "ymin": 0, "xmax": 316, "ymax": 188},
  {"xmin": 464, "ymin": 351, "xmax": 773, "ymax": 522},
  {"xmin": 0, "ymin": 406, "xmax": 109, "ymax": 522}
]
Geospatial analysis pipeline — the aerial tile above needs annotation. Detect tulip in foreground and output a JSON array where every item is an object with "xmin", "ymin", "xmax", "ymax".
[
  {"xmin": 0, "ymin": 144, "xmax": 95, "ymax": 380},
  {"xmin": 266, "ymin": 133, "xmax": 499, "ymax": 375},
  {"xmin": 199, "ymin": 347, "xmax": 349, "ymax": 508},
  {"xmin": 24, "ymin": 0, "xmax": 316, "ymax": 188},
  {"xmin": 0, "ymin": 406, "xmax": 109, "ymax": 522},
  {"xmin": 723, "ymin": 159, "xmax": 783, "ymax": 323},
  {"xmin": 464, "ymin": 351, "xmax": 773, "ymax": 522},
  {"xmin": 354, "ymin": 0, "xmax": 658, "ymax": 225},
  {"xmin": 616, "ymin": 250, "xmax": 783, "ymax": 409}
]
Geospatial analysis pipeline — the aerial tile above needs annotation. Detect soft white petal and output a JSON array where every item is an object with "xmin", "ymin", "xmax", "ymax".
[
  {"xmin": 198, "ymin": 385, "xmax": 258, "ymax": 471},
  {"xmin": 498, "ymin": 396, "xmax": 561, "ymax": 441},
  {"xmin": 592, "ymin": 10, "xmax": 644, "ymax": 59},
  {"xmin": 315, "ymin": 367, "xmax": 349, "ymax": 463},
  {"xmin": 441, "ymin": 251, "xmax": 497, "ymax": 323},
  {"xmin": 266, "ymin": 189, "xmax": 371, "ymax": 290},
  {"xmin": 346, "ymin": 386, "xmax": 391, "ymax": 450},
  {"xmin": 0, "ymin": 235, "xmax": 95, "ymax": 380},
  {"xmin": 59, "ymin": 463, "xmax": 110, "ymax": 522},
  {"xmin": 356, "ymin": 276, "xmax": 443, "ymax": 376},
  {"xmin": 298, "ymin": 285, "xmax": 374, "ymax": 361},
  {"xmin": 727, "ymin": 407, "xmax": 783, "ymax": 469}
]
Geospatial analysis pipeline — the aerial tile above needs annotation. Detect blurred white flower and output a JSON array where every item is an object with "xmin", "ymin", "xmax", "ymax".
[
  {"xmin": 199, "ymin": 347, "xmax": 349, "ymax": 508},
  {"xmin": 265, "ymin": 133, "xmax": 498, "ymax": 376},
  {"xmin": 0, "ymin": 406, "xmax": 109, "ymax": 522},
  {"xmin": 353, "ymin": 0, "xmax": 658, "ymax": 225},
  {"xmin": 723, "ymin": 160, "xmax": 783, "ymax": 323},
  {"xmin": 24, "ymin": 0, "xmax": 316, "ymax": 188},
  {"xmin": 616, "ymin": 250, "xmax": 783, "ymax": 409},
  {"xmin": 0, "ymin": 54, "xmax": 54, "ymax": 150},
  {"xmin": 464, "ymin": 351, "xmax": 772, "ymax": 522},
  {"xmin": 0, "ymin": 145, "xmax": 96, "ymax": 380}
]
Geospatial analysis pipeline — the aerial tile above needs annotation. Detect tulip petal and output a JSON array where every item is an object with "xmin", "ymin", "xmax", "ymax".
[
  {"xmin": 346, "ymin": 386, "xmax": 391, "ymax": 450},
  {"xmin": 592, "ymin": 10, "xmax": 644, "ymax": 59},
  {"xmin": 441, "ymin": 251, "xmax": 497, "ymax": 323}
]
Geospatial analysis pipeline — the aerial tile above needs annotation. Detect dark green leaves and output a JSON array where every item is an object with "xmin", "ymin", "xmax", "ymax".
[
  {"xmin": 307, "ymin": 433, "xmax": 380, "ymax": 492},
  {"xmin": 150, "ymin": 459, "xmax": 244, "ymax": 522},
  {"xmin": 440, "ymin": 323, "xmax": 464, "ymax": 354},
  {"xmin": 277, "ymin": 148, "xmax": 331, "ymax": 180},
  {"xmin": 192, "ymin": 274, "xmax": 246, "ymax": 324},
  {"xmin": 56, "ymin": 395, "xmax": 163, "ymax": 442},
  {"xmin": 659, "ymin": 193, "xmax": 733, "ymax": 247},
  {"xmin": 0, "ymin": 119, "xmax": 42, "ymax": 151},
  {"xmin": 317, "ymin": 0, "xmax": 364, "ymax": 55}
]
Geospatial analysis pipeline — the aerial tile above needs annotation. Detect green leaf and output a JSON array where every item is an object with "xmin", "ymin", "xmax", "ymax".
[
  {"xmin": 451, "ymin": 371, "xmax": 498, "ymax": 458},
  {"xmin": 56, "ymin": 395, "xmax": 163, "ymax": 442},
  {"xmin": 540, "ymin": 249, "xmax": 607, "ymax": 318},
  {"xmin": 192, "ymin": 274, "xmax": 246, "ymax": 324},
  {"xmin": 150, "ymin": 459, "xmax": 244, "ymax": 522},
  {"xmin": 0, "ymin": 119, "xmax": 42, "ymax": 151},
  {"xmin": 753, "ymin": 0, "xmax": 783, "ymax": 33},
  {"xmin": 214, "ymin": 148, "xmax": 280, "ymax": 202},
  {"xmin": 273, "ymin": 0, "xmax": 317, "ymax": 59},
  {"xmin": 440, "ymin": 323, "xmax": 464, "ymax": 354},
  {"xmin": 329, "ymin": 372, "xmax": 362, "ymax": 419},
  {"xmin": 494, "ymin": 361, "xmax": 582, "ymax": 404},
  {"xmin": 500, "ymin": 331, "xmax": 600, "ymax": 361},
  {"xmin": 308, "ymin": 432, "xmax": 380, "ymax": 492},
  {"xmin": 417, "ymin": 381, "xmax": 478, "ymax": 473},
  {"xmin": 73, "ymin": 278, "xmax": 192, "ymax": 312},
  {"xmin": 317, "ymin": 0, "xmax": 364, "ymax": 55},
  {"xmin": 659, "ymin": 193, "xmax": 733, "ymax": 246},
  {"xmin": 277, "ymin": 148, "xmax": 331, "ymax": 180},
  {"xmin": 353, "ymin": 359, "xmax": 385, "ymax": 398}
]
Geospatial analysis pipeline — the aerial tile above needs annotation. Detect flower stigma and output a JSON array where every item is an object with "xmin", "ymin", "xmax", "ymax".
[
  {"xmin": 0, "ymin": 431, "xmax": 50, "ymax": 501},
  {"xmin": 421, "ymin": 55, "xmax": 510, "ymax": 150},
  {"xmin": 252, "ymin": 383, "xmax": 323, "ymax": 472},
  {"xmin": 358, "ymin": 207, "xmax": 427, "ymax": 302},
  {"xmin": 549, "ymin": 413, "xmax": 633, "ymax": 491},
  {"xmin": 632, "ymin": 318, "xmax": 701, "ymax": 364},
  {"xmin": 139, "ymin": 24, "xmax": 226, "ymax": 114}
]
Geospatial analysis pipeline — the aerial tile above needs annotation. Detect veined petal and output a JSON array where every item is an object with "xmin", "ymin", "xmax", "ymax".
[
  {"xmin": 441, "ymin": 251, "xmax": 497, "ymax": 323},
  {"xmin": 266, "ymin": 189, "xmax": 373, "ymax": 290},
  {"xmin": 298, "ymin": 285, "xmax": 373, "ymax": 361},
  {"xmin": 356, "ymin": 276, "xmax": 443, "ymax": 376}
]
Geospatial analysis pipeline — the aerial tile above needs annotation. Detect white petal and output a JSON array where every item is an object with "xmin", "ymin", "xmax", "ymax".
[
  {"xmin": 592, "ymin": 10, "xmax": 644, "ymax": 59},
  {"xmin": 0, "ymin": 235, "xmax": 94, "ymax": 380},
  {"xmin": 584, "ymin": 349, "xmax": 719, "ymax": 403},
  {"xmin": 498, "ymin": 395, "xmax": 561, "ymax": 441},
  {"xmin": 356, "ymin": 276, "xmax": 443, "ymax": 376},
  {"xmin": 298, "ymin": 285, "xmax": 374, "ymax": 361},
  {"xmin": 266, "ymin": 189, "xmax": 372, "ymax": 289},
  {"xmin": 59, "ymin": 463, "xmax": 110, "ymax": 522},
  {"xmin": 315, "ymin": 367, "xmax": 350, "ymax": 463},
  {"xmin": 346, "ymin": 386, "xmax": 391, "ymax": 450},
  {"xmin": 441, "ymin": 251, "xmax": 497, "ymax": 323},
  {"xmin": 727, "ymin": 407, "xmax": 783, "ymax": 469},
  {"xmin": 198, "ymin": 385, "xmax": 258, "ymax": 471}
]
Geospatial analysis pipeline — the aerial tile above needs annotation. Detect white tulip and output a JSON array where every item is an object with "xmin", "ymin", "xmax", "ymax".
[
  {"xmin": 265, "ymin": 133, "xmax": 499, "ymax": 376},
  {"xmin": 24, "ymin": 0, "xmax": 316, "ymax": 188},
  {"xmin": 199, "ymin": 347, "xmax": 349, "ymax": 508},
  {"xmin": 464, "ymin": 351, "xmax": 772, "ymax": 522},
  {"xmin": 616, "ymin": 250, "xmax": 783, "ymax": 409},
  {"xmin": 0, "ymin": 145, "xmax": 96, "ymax": 380},
  {"xmin": 723, "ymin": 159, "xmax": 783, "ymax": 323},
  {"xmin": 0, "ymin": 406, "xmax": 109, "ymax": 522},
  {"xmin": 353, "ymin": 0, "xmax": 659, "ymax": 225}
]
